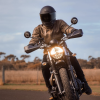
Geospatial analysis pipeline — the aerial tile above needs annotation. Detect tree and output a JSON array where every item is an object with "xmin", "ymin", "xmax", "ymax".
[
  {"xmin": 20, "ymin": 55, "xmax": 30, "ymax": 60},
  {"xmin": 88, "ymin": 56, "xmax": 99, "ymax": 68},
  {"xmin": 0, "ymin": 52, "xmax": 6, "ymax": 60},
  {"xmin": 78, "ymin": 59, "xmax": 87, "ymax": 68},
  {"xmin": 33, "ymin": 57, "xmax": 42, "ymax": 63},
  {"xmin": 4, "ymin": 54, "xmax": 16, "ymax": 61},
  {"xmin": 16, "ymin": 57, "xmax": 19, "ymax": 61},
  {"xmin": 88, "ymin": 56, "xmax": 93, "ymax": 61}
]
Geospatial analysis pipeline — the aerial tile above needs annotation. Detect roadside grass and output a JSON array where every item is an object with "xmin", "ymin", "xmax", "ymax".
[
  {"xmin": 0, "ymin": 70, "xmax": 44, "ymax": 84},
  {"xmin": 0, "ymin": 69, "xmax": 100, "ymax": 96},
  {"xmin": 89, "ymin": 85, "xmax": 100, "ymax": 96},
  {"xmin": 0, "ymin": 69, "xmax": 100, "ymax": 84},
  {"xmin": 0, "ymin": 84, "xmax": 100, "ymax": 96},
  {"xmin": 0, "ymin": 84, "xmax": 48, "ymax": 91}
]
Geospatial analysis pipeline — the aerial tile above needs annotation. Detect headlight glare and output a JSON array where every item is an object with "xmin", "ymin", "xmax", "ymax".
[{"xmin": 50, "ymin": 47, "xmax": 63, "ymax": 59}]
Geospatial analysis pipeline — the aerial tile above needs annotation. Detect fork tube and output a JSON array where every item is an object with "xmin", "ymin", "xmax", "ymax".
[
  {"xmin": 63, "ymin": 47, "xmax": 78, "ymax": 89},
  {"xmin": 48, "ymin": 51, "xmax": 62, "ymax": 94},
  {"xmin": 53, "ymin": 70, "xmax": 62, "ymax": 94},
  {"xmin": 48, "ymin": 51, "xmax": 55, "ymax": 70}
]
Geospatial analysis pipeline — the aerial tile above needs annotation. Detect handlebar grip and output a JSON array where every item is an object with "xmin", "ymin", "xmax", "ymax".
[
  {"xmin": 24, "ymin": 44, "xmax": 40, "ymax": 53},
  {"xmin": 67, "ymin": 29, "xmax": 83, "ymax": 39}
]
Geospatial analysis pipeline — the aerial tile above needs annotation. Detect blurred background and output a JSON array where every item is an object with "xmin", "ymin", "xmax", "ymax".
[{"xmin": 0, "ymin": 0, "xmax": 100, "ymax": 95}]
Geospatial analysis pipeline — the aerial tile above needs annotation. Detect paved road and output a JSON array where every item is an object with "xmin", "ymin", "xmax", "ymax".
[{"xmin": 0, "ymin": 89, "xmax": 100, "ymax": 100}]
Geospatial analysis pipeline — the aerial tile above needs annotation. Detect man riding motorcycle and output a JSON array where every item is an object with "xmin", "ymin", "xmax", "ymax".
[{"xmin": 27, "ymin": 6, "xmax": 92, "ymax": 99}]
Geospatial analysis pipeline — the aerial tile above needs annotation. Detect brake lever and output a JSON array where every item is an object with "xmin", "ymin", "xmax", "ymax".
[
  {"xmin": 40, "ymin": 44, "xmax": 47, "ymax": 49},
  {"xmin": 61, "ymin": 36, "xmax": 68, "ymax": 41},
  {"xmin": 40, "ymin": 45, "xmax": 45, "ymax": 49}
]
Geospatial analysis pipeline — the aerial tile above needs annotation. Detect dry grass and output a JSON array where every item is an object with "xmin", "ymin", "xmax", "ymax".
[
  {"xmin": 0, "ymin": 69, "xmax": 100, "ymax": 96},
  {"xmin": 0, "ymin": 70, "xmax": 44, "ymax": 84},
  {"xmin": 0, "ymin": 79, "xmax": 4, "ymax": 85},
  {"xmin": 0, "ymin": 69, "xmax": 100, "ymax": 84},
  {"xmin": 0, "ymin": 84, "xmax": 48, "ymax": 91},
  {"xmin": 89, "ymin": 85, "xmax": 100, "ymax": 96},
  {"xmin": 83, "ymin": 69, "xmax": 100, "ymax": 84}
]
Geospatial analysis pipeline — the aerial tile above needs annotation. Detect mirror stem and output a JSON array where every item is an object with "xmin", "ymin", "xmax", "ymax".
[
  {"xmin": 31, "ymin": 37, "xmax": 38, "ymax": 39},
  {"xmin": 65, "ymin": 23, "xmax": 73, "ymax": 33}
]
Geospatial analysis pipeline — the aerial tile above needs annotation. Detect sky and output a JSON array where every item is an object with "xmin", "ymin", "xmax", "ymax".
[{"xmin": 0, "ymin": 0, "xmax": 100, "ymax": 61}]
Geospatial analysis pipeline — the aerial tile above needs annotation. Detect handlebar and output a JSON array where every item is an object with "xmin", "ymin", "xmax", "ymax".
[
  {"xmin": 24, "ymin": 36, "xmax": 68, "ymax": 53},
  {"xmin": 24, "ymin": 29, "xmax": 83, "ymax": 53}
]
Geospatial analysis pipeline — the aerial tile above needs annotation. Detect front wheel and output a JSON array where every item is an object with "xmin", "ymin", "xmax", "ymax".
[{"xmin": 59, "ymin": 68, "xmax": 75, "ymax": 100}]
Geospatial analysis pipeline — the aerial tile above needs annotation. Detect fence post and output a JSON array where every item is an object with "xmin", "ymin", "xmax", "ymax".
[
  {"xmin": 37, "ymin": 67, "xmax": 40, "ymax": 85},
  {"xmin": 37, "ymin": 67, "xmax": 38, "ymax": 85},
  {"xmin": 2, "ymin": 66, "xmax": 5, "ymax": 84}
]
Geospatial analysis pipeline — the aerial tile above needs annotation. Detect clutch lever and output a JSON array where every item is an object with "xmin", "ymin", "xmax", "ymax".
[{"xmin": 40, "ymin": 44, "xmax": 50, "ymax": 49}]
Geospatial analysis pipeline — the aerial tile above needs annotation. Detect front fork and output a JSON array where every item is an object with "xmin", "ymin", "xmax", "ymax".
[
  {"xmin": 48, "ymin": 51, "xmax": 65, "ymax": 96},
  {"xmin": 63, "ymin": 46, "xmax": 83, "ymax": 98},
  {"xmin": 63, "ymin": 47, "xmax": 78, "ymax": 91}
]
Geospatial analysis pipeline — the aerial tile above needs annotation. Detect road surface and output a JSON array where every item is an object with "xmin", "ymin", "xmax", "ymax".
[{"xmin": 0, "ymin": 89, "xmax": 100, "ymax": 100}]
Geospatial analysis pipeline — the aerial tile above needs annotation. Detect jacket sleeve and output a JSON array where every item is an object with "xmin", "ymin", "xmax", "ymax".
[
  {"xmin": 29, "ymin": 26, "xmax": 41, "ymax": 45},
  {"xmin": 60, "ymin": 20, "xmax": 76, "ymax": 34}
]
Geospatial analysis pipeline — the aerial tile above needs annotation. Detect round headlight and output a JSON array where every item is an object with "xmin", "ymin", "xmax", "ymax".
[{"xmin": 50, "ymin": 47, "xmax": 63, "ymax": 59}]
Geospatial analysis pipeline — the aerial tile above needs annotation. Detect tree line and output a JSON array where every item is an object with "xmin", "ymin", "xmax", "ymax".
[
  {"xmin": 78, "ymin": 56, "xmax": 100, "ymax": 69},
  {"xmin": 0, "ymin": 52, "xmax": 100, "ymax": 70},
  {"xmin": 0, "ymin": 52, "xmax": 42, "ymax": 70}
]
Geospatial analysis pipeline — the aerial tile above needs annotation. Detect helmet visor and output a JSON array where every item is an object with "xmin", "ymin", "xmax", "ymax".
[{"xmin": 40, "ymin": 13, "xmax": 51, "ymax": 22}]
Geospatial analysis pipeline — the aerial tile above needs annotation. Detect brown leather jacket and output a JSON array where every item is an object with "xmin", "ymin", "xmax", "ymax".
[{"xmin": 29, "ymin": 19, "xmax": 75, "ymax": 54}]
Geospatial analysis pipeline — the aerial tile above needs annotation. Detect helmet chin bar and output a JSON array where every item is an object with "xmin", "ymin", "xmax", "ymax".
[{"xmin": 42, "ymin": 21, "xmax": 54, "ymax": 28}]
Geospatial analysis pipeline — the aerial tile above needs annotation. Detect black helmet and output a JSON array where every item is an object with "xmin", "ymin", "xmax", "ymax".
[{"xmin": 40, "ymin": 6, "xmax": 56, "ymax": 27}]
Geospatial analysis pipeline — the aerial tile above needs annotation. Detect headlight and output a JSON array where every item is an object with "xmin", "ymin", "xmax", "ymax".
[{"xmin": 50, "ymin": 47, "xmax": 63, "ymax": 59}]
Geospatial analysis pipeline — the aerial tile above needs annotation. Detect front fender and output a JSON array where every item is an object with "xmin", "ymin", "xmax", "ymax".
[{"xmin": 55, "ymin": 60, "xmax": 65, "ymax": 65}]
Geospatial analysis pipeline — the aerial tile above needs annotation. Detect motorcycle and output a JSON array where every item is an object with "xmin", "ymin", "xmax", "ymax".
[{"xmin": 24, "ymin": 17, "xmax": 84, "ymax": 100}]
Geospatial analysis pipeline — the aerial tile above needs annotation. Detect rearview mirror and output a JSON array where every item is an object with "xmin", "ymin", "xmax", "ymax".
[
  {"xmin": 24, "ymin": 31, "xmax": 31, "ymax": 38},
  {"xmin": 71, "ymin": 17, "xmax": 78, "ymax": 24}
]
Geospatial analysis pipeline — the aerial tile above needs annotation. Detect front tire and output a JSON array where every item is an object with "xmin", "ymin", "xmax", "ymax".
[{"xmin": 59, "ymin": 68, "xmax": 75, "ymax": 100}]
